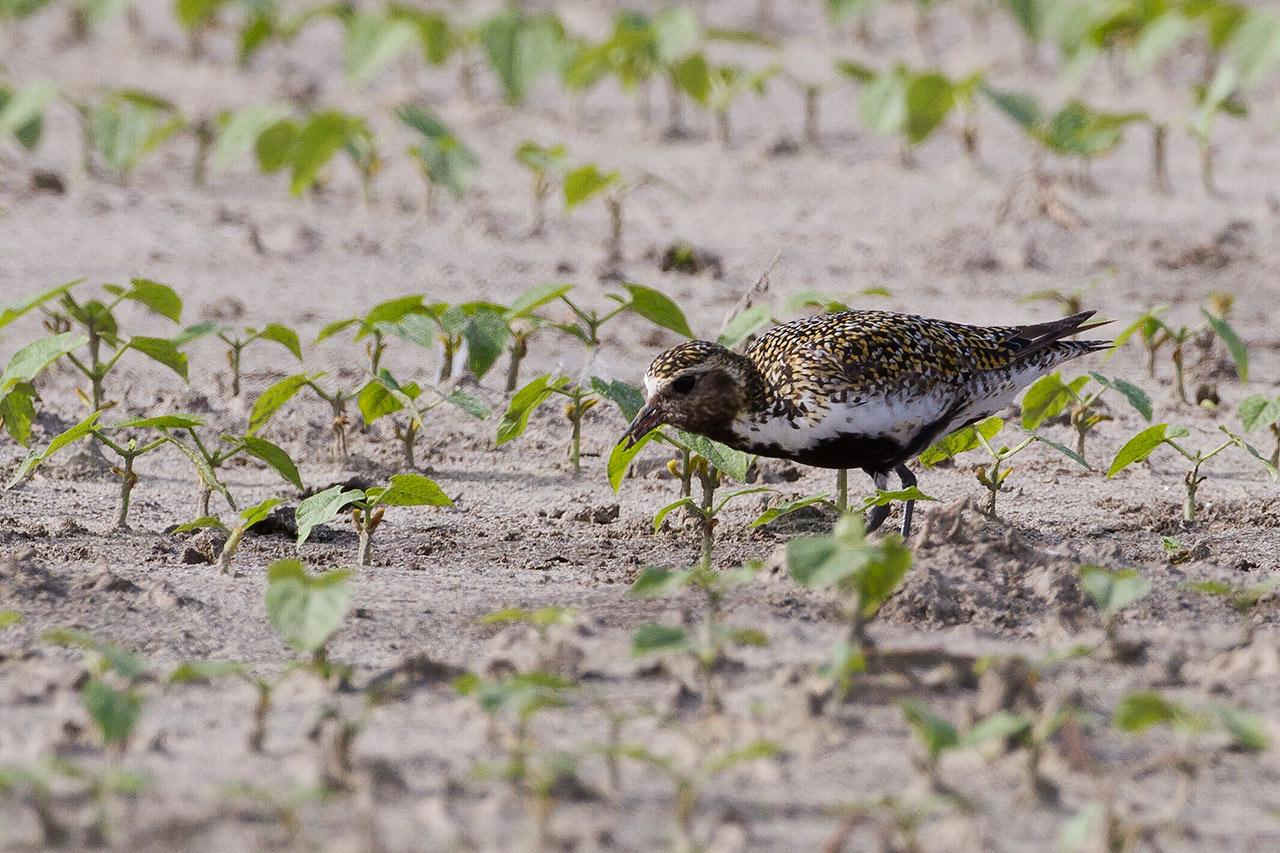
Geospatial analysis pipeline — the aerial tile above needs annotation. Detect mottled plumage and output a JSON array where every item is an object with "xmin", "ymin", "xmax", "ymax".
[{"xmin": 623, "ymin": 309, "xmax": 1110, "ymax": 535}]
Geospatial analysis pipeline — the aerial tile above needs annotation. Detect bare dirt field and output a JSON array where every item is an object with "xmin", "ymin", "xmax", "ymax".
[{"xmin": 3, "ymin": 0, "xmax": 1280, "ymax": 850}]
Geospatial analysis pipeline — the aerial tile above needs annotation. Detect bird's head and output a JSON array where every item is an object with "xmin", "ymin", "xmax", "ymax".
[{"xmin": 620, "ymin": 340, "xmax": 750, "ymax": 447}]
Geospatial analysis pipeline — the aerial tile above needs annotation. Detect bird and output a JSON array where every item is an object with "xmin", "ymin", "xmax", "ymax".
[{"xmin": 620, "ymin": 309, "xmax": 1111, "ymax": 536}]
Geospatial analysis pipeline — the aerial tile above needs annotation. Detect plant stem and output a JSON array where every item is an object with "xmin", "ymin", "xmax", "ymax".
[
  {"xmin": 505, "ymin": 334, "xmax": 528, "ymax": 393},
  {"xmin": 804, "ymin": 87, "xmax": 820, "ymax": 149},
  {"xmin": 1172, "ymin": 340, "xmax": 1187, "ymax": 403},
  {"xmin": 606, "ymin": 195, "xmax": 624, "ymax": 270},
  {"xmin": 400, "ymin": 421, "xmax": 417, "ymax": 469},
  {"xmin": 1199, "ymin": 140, "xmax": 1215, "ymax": 195},
  {"xmin": 716, "ymin": 109, "xmax": 732, "ymax": 148},
  {"xmin": 357, "ymin": 516, "xmax": 373, "ymax": 566},
  {"xmin": 568, "ymin": 388, "xmax": 583, "ymax": 474},
  {"xmin": 531, "ymin": 176, "xmax": 548, "ymax": 237},
  {"xmin": 698, "ymin": 468, "xmax": 717, "ymax": 572},
  {"xmin": 249, "ymin": 682, "xmax": 271, "ymax": 752},
  {"xmin": 836, "ymin": 468, "xmax": 848, "ymax": 513},
  {"xmin": 679, "ymin": 447, "xmax": 692, "ymax": 498},
  {"xmin": 228, "ymin": 342, "xmax": 242, "ymax": 397},
  {"xmin": 218, "ymin": 527, "xmax": 243, "ymax": 575},
  {"xmin": 198, "ymin": 484, "xmax": 212, "ymax": 518},
  {"xmin": 1151, "ymin": 123, "xmax": 1169, "ymax": 193},
  {"xmin": 115, "ymin": 452, "xmax": 136, "ymax": 531}
]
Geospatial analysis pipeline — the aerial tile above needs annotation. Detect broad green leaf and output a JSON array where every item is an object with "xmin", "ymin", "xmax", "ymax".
[
  {"xmin": 1213, "ymin": 704, "xmax": 1269, "ymax": 752},
  {"xmin": 1031, "ymin": 433, "xmax": 1092, "ymax": 469},
  {"xmin": 0, "ymin": 385, "xmax": 36, "ymax": 445},
  {"xmin": 212, "ymin": 103, "xmax": 293, "ymax": 172},
  {"xmin": 919, "ymin": 416, "xmax": 1004, "ymax": 467},
  {"xmin": 653, "ymin": 4, "xmax": 700, "ymax": 63},
  {"xmin": 717, "ymin": 304, "xmax": 771, "ymax": 349},
  {"xmin": 1112, "ymin": 691, "xmax": 1190, "ymax": 733},
  {"xmin": 1107, "ymin": 424, "xmax": 1169, "ymax": 477},
  {"xmin": 108, "ymin": 278, "xmax": 182, "ymax": 322},
  {"xmin": 750, "ymin": 493, "xmax": 832, "ymax": 528},
  {"xmin": 1088, "ymin": 372, "xmax": 1152, "ymax": 422},
  {"xmin": 480, "ymin": 9, "xmax": 566, "ymax": 105},
  {"xmin": 1080, "ymin": 565, "xmax": 1150, "ymax": 620},
  {"xmin": 900, "ymin": 700, "xmax": 959, "ymax": 760},
  {"xmin": 683, "ymin": 432, "xmax": 752, "ymax": 482},
  {"xmin": 401, "ymin": 105, "xmax": 481, "ymax": 200},
  {"xmin": 290, "ymin": 112, "xmax": 361, "ymax": 196},
  {"xmin": 1020, "ymin": 373, "xmax": 1080, "ymax": 430},
  {"xmin": 6, "ymin": 411, "xmax": 101, "ymax": 488},
  {"xmin": 0, "ymin": 280, "xmax": 81, "ymax": 329},
  {"xmin": 171, "ymin": 516, "xmax": 227, "ymax": 533},
  {"xmin": 294, "ymin": 485, "xmax": 364, "ymax": 545},
  {"xmin": 372, "ymin": 473, "xmax": 453, "ymax": 507},
  {"xmin": 858, "ymin": 486, "xmax": 936, "ymax": 511},
  {"xmin": 672, "ymin": 52, "xmax": 712, "ymax": 105},
  {"xmin": 653, "ymin": 496, "xmax": 695, "ymax": 531},
  {"xmin": 607, "ymin": 428, "xmax": 656, "ymax": 492},
  {"xmin": 255, "ymin": 118, "xmax": 300, "ymax": 174},
  {"xmin": 1219, "ymin": 427, "xmax": 1279, "ymax": 479},
  {"xmin": 904, "ymin": 72, "xmax": 955, "ymax": 145},
  {"xmin": 249, "ymin": 373, "xmax": 316, "ymax": 434},
  {"xmin": 0, "ymin": 81, "xmax": 58, "ymax": 148},
  {"xmin": 958, "ymin": 711, "xmax": 1033, "ymax": 749},
  {"xmin": 127, "ymin": 336, "xmax": 188, "ymax": 380},
  {"xmin": 1201, "ymin": 309, "xmax": 1248, "ymax": 382},
  {"xmin": 264, "ymin": 559, "xmax": 352, "ymax": 652},
  {"xmin": 344, "ymin": 13, "xmax": 417, "ymax": 85},
  {"xmin": 621, "ymin": 283, "xmax": 693, "ymax": 338},
  {"xmin": 240, "ymin": 435, "xmax": 303, "ymax": 489},
  {"xmin": 1130, "ymin": 11, "xmax": 1193, "ymax": 74},
  {"xmin": 461, "ymin": 308, "xmax": 508, "ymax": 378},
  {"xmin": 86, "ymin": 92, "xmax": 185, "ymax": 178},
  {"xmin": 497, "ymin": 374, "xmax": 567, "ymax": 444},
  {"xmin": 504, "ymin": 281, "xmax": 573, "ymax": 320},
  {"xmin": 0, "ymin": 332, "xmax": 87, "ymax": 393},
  {"xmin": 43, "ymin": 627, "xmax": 146, "ymax": 678},
  {"xmin": 254, "ymin": 323, "xmax": 302, "ymax": 360},
  {"xmin": 110, "ymin": 413, "xmax": 203, "ymax": 430},
  {"xmin": 83, "ymin": 678, "xmax": 143, "ymax": 747},
  {"xmin": 240, "ymin": 497, "xmax": 281, "ymax": 529},
  {"xmin": 0, "ymin": 610, "xmax": 22, "ymax": 628},
  {"xmin": 563, "ymin": 164, "xmax": 620, "ymax": 209},
  {"xmin": 1239, "ymin": 395, "xmax": 1280, "ymax": 432},
  {"xmin": 629, "ymin": 565, "xmax": 690, "ymax": 598},
  {"xmin": 630, "ymin": 623, "xmax": 690, "ymax": 656},
  {"xmin": 982, "ymin": 85, "xmax": 1041, "ymax": 129},
  {"xmin": 172, "ymin": 320, "xmax": 222, "ymax": 347},
  {"xmin": 590, "ymin": 376, "xmax": 645, "ymax": 421},
  {"xmin": 1227, "ymin": 8, "xmax": 1280, "ymax": 88},
  {"xmin": 167, "ymin": 659, "xmax": 249, "ymax": 684},
  {"xmin": 859, "ymin": 68, "xmax": 908, "ymax": 136}
]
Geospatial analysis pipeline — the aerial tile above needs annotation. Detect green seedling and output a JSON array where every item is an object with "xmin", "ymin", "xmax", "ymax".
[
  {"xmin": 1110, "ymin": 303, "xmax": 1247, "ymax": 403},
  {"xmin": 564, "ymin": 163, "xmax": 678, "ymax": 273},
  {"xmin": 479, "ymin": 8, "xmax": 567, "ymax": 105},
  {"xmin": 1114, "ymin": 690, "xmax": 1269, "ymax": 753},
  {"xmin": 786, "ymin": 515, "xmax": 912, "ymax": 685},
  {"xmin": 294, "ymin": 474, "xmax": 453, "ymax": 566},
  {"xmin": 630, "ymin": 562, "xmax": 766, "ymax": 712},
  {"xmin": 217, "ymin": 782, "xmax": 329, "ymax": 844},
  {"xmin": 504, "ymin": 283, "xmax": 692, "ymax": 471},
  {"xmin": 900, "ymin": 700, "xmax": 1033, "ymax": 795},
  {"xmin": 254, "ymin": 109, "xmax": 377, "ymax": 200},
  {"xmin": 397, "ymin": 104, "xmax": 479, "ymax": 213},
  {"xmin": 1079, "ymin": 565, "xmax": 1150, "ymax": 658},
  {"xmin": 651, "ymin": 438, "xmax": 762, "ymax": 570},
  {"xmin": 751, "ymin": 486, "xmax": 935, "ymax": 530},
  {"xmin": 500, "ymin": 282, "xmax": 575, "ymax": 392},
  {"xmin": 781, "ymin": 70, "xmax": 834, "ymax": 149},
  {"xmin": 370, "ymin": 299, "xmax": 509, "ymax": 383},
  {"xmin": 340, "ymin": 7, "xmax": 417, "ymax": 85},
  {"xmin": 515, "ymin": 141, "xmax": 567, "ymax": 236},
  {"xmin": 1018, "ymin": 277, "xmax": 1099, "ymax": 317},
  {"xmin": 174, "ymin": 498, "xmax": 281, "ymax": 574},
  {"xmin": 610, "ymin": 736, "xmax": 779, "ymax": 848},
  {"xmin": 264, "ymin": 558, "xmax": 352, "ymax": 675},
  {"xmin": 359, "ymin": 369, "xmax": 488, "ymax": 469},
  {"xmin": 1109, "ymin": 422, "xmax": 1277, "ymax": 523},
  {"xmin": 672, "ymin": 52, "xmax": 779, "ymax": 147},
  {"xmin": 481, "ymin": 606, "xmax": 575, "ymax": 642},
  {"xmin": 8, "ymin": 412, "xmax": 210, "ymax": 530},
  {"xmin": 454, "ymin": 671, "xmax": 573, "ymax": 790},
  {"xmin": 39, "ymin": 278, "xmax": 186, "ymax": 410},
  {"xmin": 1239, "ymin": 393, "xmax": 1280, "ymax": 466},
  {"xmin": 825, "ymin": 793, "xmax": 957, "ymax": 853},
  {"xmin": 840, "ymin": 62, "xmax": 984, "ymax": 165},
  {"xmin": 920, "ymin": 415, "xmax": 1089, "ymax": 516},
  {"xmin": 168, "ymin": 659, "xmax": 278, "ymax": 752},
  {"xmin": 1183, "ymin": 576, "xmax": 1280, "ymax": 643},
  {"xmin": 984, "ymin": 87, "xmax": 1147, "ymax": 183},
  {"xmin": 176, "ymin": 320, "xmax": 301, "ymax": 397},
  {"xmin": 72, "ymin": 89, "xmax": 185, "ymax": 183},
  {"xmin": 315, "ymin": 293, "xmax": 430, "ymax": 375},
  {"xmin": 0, "ymin": 80, "xmax": 57, "ymax": 153},
  {"xmin": 43, "ymin": 628, "xmax": 147, "ymax": 752},
  {"xmin": 0, "ymin": 760, "xmax": 71, "ymax": 846},
  {"xmin": 1021, "ymin": 371, "xmax": 1153, "ymax": 458},
  {"xmin": 0, "ymin": 609, "xmax": 20, "ymax": 628},
  {"xmin": 0, "ymin": 328, "xmax": 89, "ymax": 446}
]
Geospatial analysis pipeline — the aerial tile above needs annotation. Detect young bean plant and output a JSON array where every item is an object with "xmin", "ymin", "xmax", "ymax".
[
  {"xmin": 920, "ymin": 416, "xmax": 1089, "ymax": 516},
  {"xmin": 176, "ymin": 320, "xmax": 302, "ymax": 397},
  {"xmin": 515, "ymin": 141, "xmax": 567, "ymax": 236},
  {"xmin": 1079, "ymin": 565, "xmax": 1151, "ymax": 660},
  {"xmin": 1108, "ymin": 422, "xmax": 1277, "ymax": 523},
  {"xmin": 1110, "ymin": 304, "xmax": 1247, "ymax": 404},
  {"xmin": 357, "ymin": 369, "xmax": 488, "ymax": 469},
  {"xmin": 1238, "ymin": 393, "xmax": 1280, "ymax": 467},
  {"xmin": 1020, "ymin": 371, "xmax": 1153, "ymax": 459},
  {"xmin": 294, "ymin": 474, "xmax": 453, "ymax": 566},
  {"xmin": 173, "ymin": 498, "xmax": 282, "ymax": 574}
]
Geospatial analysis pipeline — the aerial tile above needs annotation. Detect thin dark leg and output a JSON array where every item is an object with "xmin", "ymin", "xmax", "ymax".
[
  {"xmin": 864, "ymin": 471, "xmax": 890, "ymax": 532},
  {"xmin": 894, "ymin": 463, "xmax": 917, "ymax": 537}
]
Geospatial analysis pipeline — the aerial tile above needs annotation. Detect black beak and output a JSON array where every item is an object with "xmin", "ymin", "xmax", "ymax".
[{"xmin": 621, "ymin": 403, "xmax": 665, "ymax": 449}]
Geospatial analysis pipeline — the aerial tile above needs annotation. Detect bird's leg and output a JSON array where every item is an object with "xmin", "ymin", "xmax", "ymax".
[
  {"xmin": 864, "ymin": 471, "xmax": 890, "ymax": 532},
  {"xmin": 894, "ymin": 463, "xmax": 918, "ymax": 538}
]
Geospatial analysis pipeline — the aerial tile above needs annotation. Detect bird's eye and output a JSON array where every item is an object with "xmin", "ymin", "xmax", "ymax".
[{"xmin": 671, "ymin": 375, "xmax": 696, "ymax": 394}]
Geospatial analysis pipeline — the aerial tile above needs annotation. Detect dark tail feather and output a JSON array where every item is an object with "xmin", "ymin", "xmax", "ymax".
[{"xmin": 1011, "ymin": 310, "xmax": 1113, "ymax": 360}]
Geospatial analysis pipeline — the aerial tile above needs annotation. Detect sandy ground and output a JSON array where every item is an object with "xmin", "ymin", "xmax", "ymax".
[{"xmin": 3, "ymin": 0, "xmax": 1280, "ymax": 850}]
